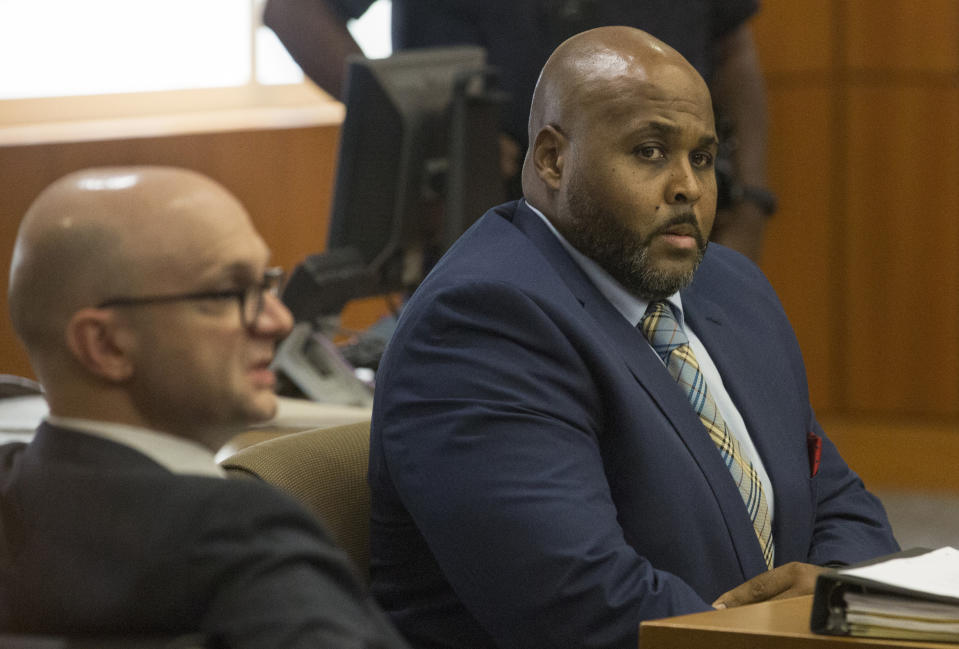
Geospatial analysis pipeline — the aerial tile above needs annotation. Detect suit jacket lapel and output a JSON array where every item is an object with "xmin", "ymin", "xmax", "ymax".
[{"xmin": 512, "ymin": 204, "xmax": 768, "ymax": 575}]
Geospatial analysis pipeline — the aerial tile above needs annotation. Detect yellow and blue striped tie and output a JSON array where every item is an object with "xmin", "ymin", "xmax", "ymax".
[{"xmin": 641, "ymin": 301, "xmax": 774, "ymax": 569}]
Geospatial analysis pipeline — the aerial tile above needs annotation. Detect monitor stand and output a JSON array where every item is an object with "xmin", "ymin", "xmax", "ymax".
[{"xmin": 271, "ymin": 321, "xmax": 374, "ymax": 407}]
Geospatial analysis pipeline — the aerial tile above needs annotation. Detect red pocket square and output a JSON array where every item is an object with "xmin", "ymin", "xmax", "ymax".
[{"xmin": 807, "ymin": 431, "xmax": 823, "ymax": 477}]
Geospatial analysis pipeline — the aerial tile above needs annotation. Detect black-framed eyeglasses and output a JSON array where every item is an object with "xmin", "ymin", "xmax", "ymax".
[{"xmin": 97, "ymin": 267, "xmax": 284, "ymax": 330}]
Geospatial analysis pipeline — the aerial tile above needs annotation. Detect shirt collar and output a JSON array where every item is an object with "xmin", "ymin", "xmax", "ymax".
[
  {"xmin": 525, "ymin": 201, "xmax": 685, "ymax": 327},
  {"xmin": 45, "ymin": 415, "xmax": 226, "ymax": 479}
]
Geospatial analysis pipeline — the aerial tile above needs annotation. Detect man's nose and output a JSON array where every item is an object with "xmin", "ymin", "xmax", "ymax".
[
  {"xmin": 255, "ymin": 291, "xmax": 294, "ymax": 338},
  {"xmin": 665, "ymin": 158, "xmax": 704, "ymax": 205}
]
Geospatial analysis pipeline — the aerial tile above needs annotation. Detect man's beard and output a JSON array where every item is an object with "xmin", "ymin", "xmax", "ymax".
[{"xmin": 560, "ymin": 180, "xmax": 708, "ymax": 301}]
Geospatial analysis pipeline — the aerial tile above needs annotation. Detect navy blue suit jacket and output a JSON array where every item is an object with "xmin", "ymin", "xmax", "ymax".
[
  {"xmin": 0, "ymin": 423, "xmax": 409, "ymax": 649},
  {"xmin": 369, "ymin": 201, "xmax": 898, "ymax": 649}
]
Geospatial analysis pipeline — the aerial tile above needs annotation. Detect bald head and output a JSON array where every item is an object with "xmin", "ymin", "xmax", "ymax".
[
  {"xmin": 528, "ymin": 26, "xmax": 704, "ymax": 140},
  {"xmin": 9, "ymin": 166, "xmax": 254, "ymax": 371},
  {"xmin": 522, "ymin": 27, "xmax": 711, "ymax": 200},
  {"xmin": 9, "ymin": 165, "xmax": 292, "ymax": 440}
]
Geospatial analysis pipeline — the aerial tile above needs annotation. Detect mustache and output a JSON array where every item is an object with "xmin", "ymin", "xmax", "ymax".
[{"xmin": 648, "ymin": 213, "xmax": 707, "ymax": 248}]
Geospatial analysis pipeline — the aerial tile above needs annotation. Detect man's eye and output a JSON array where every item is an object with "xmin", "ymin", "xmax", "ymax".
[
  {"xmin": 636, "ymin": 145, "xmax": 665, "ymax": 160},
  {"xmin": 691, "ymin": 152, "xmax": 714, "ymax": 168}
]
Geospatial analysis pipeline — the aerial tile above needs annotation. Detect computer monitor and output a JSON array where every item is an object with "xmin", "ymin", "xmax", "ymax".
[{"xmin": 281, "ymin": 46, "xmax": 505, "ymax": 322}]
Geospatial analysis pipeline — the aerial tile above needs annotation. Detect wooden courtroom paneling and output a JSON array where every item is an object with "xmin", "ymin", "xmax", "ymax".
[
  {"xmin": 822, "ymin": 414, "xmax": 959, "ymax": 492},
  {"xmin": 754, "ymin": 2, "xmax": 959, "ymax": 421},
  {"xmin": 751, "ymin": 0, "xmax": 832, "ymax": 76},
  {"xmin": 761, "ymin": 85, "xmax": 837, "ymax": 412},
  {"xmin": 0, "ymin": 118, "xmax": 341, "ymax": 379},
  {"xmin": 753, "ymin": 1, "xmax": 837, "ymax": 411},
  {"xmin": 751, "ymin": 1, "xmax": 959, "ymax": 488},
  {"xmin": 845, "ymin": 0, "xmax": 959, "ymax": 73},
  {"xmin": 844, "ymin": 85, "xmax": 959, "ymax": 416}
]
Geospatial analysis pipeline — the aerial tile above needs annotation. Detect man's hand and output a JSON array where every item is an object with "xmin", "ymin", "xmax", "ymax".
[{"xmin": 712, "ymin": 562, "xmax": 827, "ymax": 609}]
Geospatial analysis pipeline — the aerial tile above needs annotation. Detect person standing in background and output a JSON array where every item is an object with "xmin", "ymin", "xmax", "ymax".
[{"xmin": 263, "ymin": 0, "xmax": 775, "ymax": 261}]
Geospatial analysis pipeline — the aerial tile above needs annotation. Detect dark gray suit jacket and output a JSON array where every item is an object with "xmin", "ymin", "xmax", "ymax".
[{"xmin": 0, "ymin": 423, "xmax": 409, "ymax": 649}]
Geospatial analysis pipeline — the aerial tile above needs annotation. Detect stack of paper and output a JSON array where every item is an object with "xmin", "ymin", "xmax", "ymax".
[
  {"xmin": 844, "ymin": 591, "xmax": 959, "ymax": 641},
  {"xmin": 811, "ymin": 546, "xmax": 959, "ymax": 642}
]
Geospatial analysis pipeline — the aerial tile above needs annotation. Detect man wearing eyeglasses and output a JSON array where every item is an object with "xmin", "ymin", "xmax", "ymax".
[{"xmin": 0, "ymin": 166, "xmax": 409, "ymax": 648}]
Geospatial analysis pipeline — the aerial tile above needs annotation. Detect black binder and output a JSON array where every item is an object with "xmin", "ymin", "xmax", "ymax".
[{"xmin": 810, "ymin": 547, "xmax": 959, "ymax": 639}]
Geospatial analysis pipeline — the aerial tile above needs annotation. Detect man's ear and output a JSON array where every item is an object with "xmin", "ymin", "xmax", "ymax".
[
  {"xmin": 65, "ymin": 308, "xmax": 135, "ymax": 382},
  {"xmin": 532, "ymin": 124, "xmax": 568, "ymax": 191}
]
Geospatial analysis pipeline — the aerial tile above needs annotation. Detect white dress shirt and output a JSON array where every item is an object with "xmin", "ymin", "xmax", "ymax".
[{"xmin": 527, "ymin": 203, "xmax": 775, "ymax": 521}]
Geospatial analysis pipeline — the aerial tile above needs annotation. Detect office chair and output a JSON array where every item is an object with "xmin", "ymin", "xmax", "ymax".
[{"xmin": 220, "ymin": 420, "xmax": 372, "ymax": 581}]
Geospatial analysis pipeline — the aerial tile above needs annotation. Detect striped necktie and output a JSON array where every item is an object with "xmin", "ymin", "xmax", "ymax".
[{"xmin": 640, "ymin": 301, "xmax": 774, "ymax": 569}]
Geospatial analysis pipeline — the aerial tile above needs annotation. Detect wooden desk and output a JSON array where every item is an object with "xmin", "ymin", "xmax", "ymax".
[{"xmin": 640, "ymin": 596, "xmax": 959, "ymax": 649}]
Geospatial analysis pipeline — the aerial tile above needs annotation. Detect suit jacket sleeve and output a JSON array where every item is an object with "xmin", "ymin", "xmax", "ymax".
[
  {"xmin": 806, "ymin": 413, "xmax": 900, "ymax": 566},
  {"xmin": 374, "ymin": 280, "xmax": 712, "ymax": 649},
  {"xmin": 185, "ymin": 479, "xmax": 409, "ymax": 649}
]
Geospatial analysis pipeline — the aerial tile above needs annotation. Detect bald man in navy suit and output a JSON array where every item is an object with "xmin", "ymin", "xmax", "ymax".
[{"xmin": 367, "ymin": 27, "xmax": 898, "ymax": 649}]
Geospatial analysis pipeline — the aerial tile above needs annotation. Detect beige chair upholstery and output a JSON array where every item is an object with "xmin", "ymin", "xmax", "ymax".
[{"xmin": 220, "ymin": 420, "xmax": 372, "ymax": 581}]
